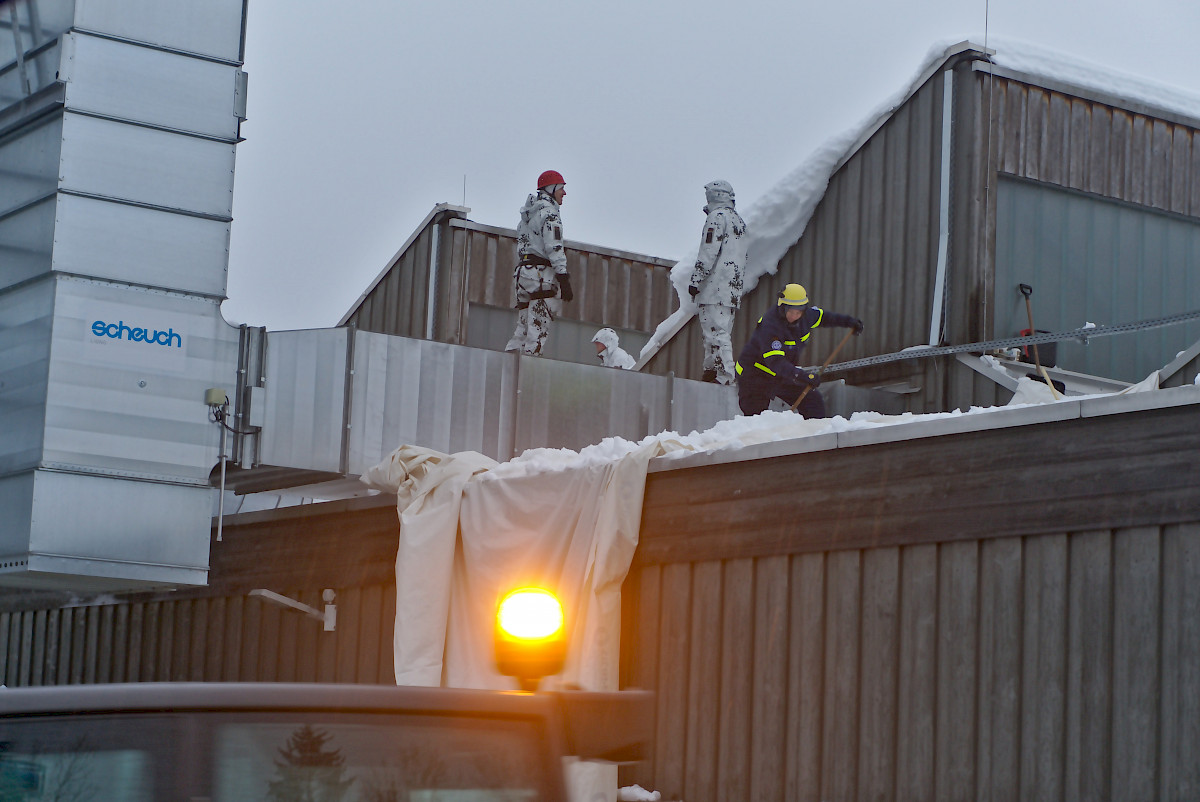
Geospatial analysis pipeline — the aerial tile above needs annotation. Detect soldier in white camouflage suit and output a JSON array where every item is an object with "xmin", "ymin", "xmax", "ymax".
[
  {"xmin": 591, "ymin": 327, "xmax": 635, "ymax": 369},
  {"xmin": 505, "ymin": 170, "xmax": 574, "ymax": 356},
  {"xmin": 687, "ymin": 179, "xmax": 747, "ymax": 384}
]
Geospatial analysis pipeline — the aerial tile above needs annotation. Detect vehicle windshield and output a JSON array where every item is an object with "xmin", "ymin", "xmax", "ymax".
[{"xmin": 0, "ymin": 710, "xmax": 551, "ymax": 801}]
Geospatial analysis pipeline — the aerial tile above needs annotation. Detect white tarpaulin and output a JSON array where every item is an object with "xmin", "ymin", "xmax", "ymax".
[{"xmin": 362, "ymin": 438, "xmax": 663, "ymax": 692}]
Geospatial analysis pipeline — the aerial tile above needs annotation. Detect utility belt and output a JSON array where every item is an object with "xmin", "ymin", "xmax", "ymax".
[
  {"xmin": 513, "ymin": 255, "xmax": 558, "ymax": 308},
  {"xmin": 516, "ymin": 289, "xmax": 558, "ymax": 309}
]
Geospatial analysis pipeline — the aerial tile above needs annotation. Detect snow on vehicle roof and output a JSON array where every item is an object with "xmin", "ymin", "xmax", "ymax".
[{"xmin": 635, "ymin": 37, "xmax": 1200, "ymax": 368}]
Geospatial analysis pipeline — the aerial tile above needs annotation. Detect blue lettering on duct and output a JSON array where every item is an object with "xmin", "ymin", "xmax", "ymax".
[{"xmin": 91, "ymin": 319, "xmax": 182, "ymax": 348}]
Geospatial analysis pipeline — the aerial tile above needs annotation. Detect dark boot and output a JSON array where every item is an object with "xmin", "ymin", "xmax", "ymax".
[{"xmin": 701, "ymin": 369, "xmax": 718, "ymax": 383}]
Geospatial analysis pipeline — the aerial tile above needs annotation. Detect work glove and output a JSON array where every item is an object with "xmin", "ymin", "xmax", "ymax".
[
  {"xmin": 557, "ymin": 272, "xmax": 574, "ymax": 303},
  {"xmin": 688, "ymin": 284, "xmax": 700, "ymax": 298},
  {"xmin": 850, "ymin": 317, "xmax": 864, "ymax": 335},
  {"xmin": 797, "ymin": 370, "xmax": 821, "ymax": 389}
]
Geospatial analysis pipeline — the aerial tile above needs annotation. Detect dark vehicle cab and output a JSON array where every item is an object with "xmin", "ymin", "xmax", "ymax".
[{"xmin": 0, "ymin": 682, "xmax": 651, "ymax": 800}]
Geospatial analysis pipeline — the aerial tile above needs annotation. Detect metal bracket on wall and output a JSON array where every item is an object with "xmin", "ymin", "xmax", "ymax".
[{"xmin": 248, "ymin": 588, "xmax": 337, "ymax": 632}]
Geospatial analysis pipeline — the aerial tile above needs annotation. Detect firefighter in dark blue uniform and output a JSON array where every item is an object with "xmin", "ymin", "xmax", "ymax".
[{"xmin": 735, "ymin": 283, "xmax": 863, "ymax": 419}]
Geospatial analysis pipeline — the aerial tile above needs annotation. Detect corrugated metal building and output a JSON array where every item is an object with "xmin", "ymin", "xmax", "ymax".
[{"xmin": 642, "ymin": 41, "xmax": 1200, "ymax": 411}]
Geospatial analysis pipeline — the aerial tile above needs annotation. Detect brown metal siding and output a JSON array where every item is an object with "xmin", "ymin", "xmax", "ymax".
[
  {"xmin": 346, "ymin": 213, "xmax": 675, "ymax": 346},
  {"xmin": 0, "ymin": 586, "xmax": 395, "ymax": 684},
  {"xmin": 343, "ymin": 224, "xmax": 437, "ymax": 340},
  {"xmin": 456, "ymin": 221, "xmax": 676, "ymax": 334},
  {"xmin": 623, "ymin": 402, "xmax": 1200, "ymax": 801},
  {"xmin": 623, "ymin": 524, "xmax": 1200, "ymax": 802}
]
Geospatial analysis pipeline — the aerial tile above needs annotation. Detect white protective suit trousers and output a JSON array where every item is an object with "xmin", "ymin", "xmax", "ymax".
[
  {"xmin": 698, "ymin": 303, "xmax": 736, "ymax": 384},
  {"xmin": 505, "ymin": 299, "xmax": 556, "ymax": 355},
  {"xmin": 505, "ymin": 263, "xmax": 561, "ymax": 356}
]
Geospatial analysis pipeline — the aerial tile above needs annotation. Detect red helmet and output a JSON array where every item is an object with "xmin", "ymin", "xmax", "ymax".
[{"xmin": 537, "ymin": 170, "xmax": 565, "ymax": 189}]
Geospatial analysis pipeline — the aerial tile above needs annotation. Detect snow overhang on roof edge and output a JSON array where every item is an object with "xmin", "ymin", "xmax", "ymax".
[
  {"xmin": 646, "ymin": 383, "xmax": 1200, "ymax": 474},
  {"xmin": 632, "ymin": 40, "xmax": 995, "ymax": 371},
  {"xmin": 633, "ymin": 38, "xmax": 1200, "ymax": 371}
]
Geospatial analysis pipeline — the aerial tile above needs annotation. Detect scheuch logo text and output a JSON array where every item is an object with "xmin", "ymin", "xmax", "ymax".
[{"xmin": 91, "ymin": 319, "xmax": 183, "ymax": 348}]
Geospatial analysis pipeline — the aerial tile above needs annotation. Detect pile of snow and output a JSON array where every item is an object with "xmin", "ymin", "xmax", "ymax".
[
  {"xmin": 638, "ymin": 37, "xmax": 1200, "ymax": 364},
  {"xmin": 484, "ymin": 369, "xmax": 1167, "ymax": 480}
]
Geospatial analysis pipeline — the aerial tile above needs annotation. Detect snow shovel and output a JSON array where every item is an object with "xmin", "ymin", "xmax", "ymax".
[
  {"xmin": 1018, "ymin": 283, "xmax": 1062, "ymax": 399},
  {"xmin": 790, "ymin": 329, "xmax": 856, "ymax": 411}
]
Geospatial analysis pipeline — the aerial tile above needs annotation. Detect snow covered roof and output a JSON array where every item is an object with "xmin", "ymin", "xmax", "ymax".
[
  {"xmin": 477, "ymin": 372, "xmax": 1199, "ymax": 480},
  {"xmin": 634, "ymin": 37, "xmax": 1200, "ymax": 369}
]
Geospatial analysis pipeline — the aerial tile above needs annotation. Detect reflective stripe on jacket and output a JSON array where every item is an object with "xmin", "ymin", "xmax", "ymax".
[{"xmin": 735, "ymin": 305, "xmax": 856, "ymax": 385}]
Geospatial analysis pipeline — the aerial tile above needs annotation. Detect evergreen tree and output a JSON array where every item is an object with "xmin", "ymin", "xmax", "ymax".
[{"xmin": 265, "ymin": 724, "xmax": 354, "ymax": 802}]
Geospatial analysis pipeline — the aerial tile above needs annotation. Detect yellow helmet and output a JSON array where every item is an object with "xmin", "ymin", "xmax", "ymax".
[{"xmin": 777, "ymin": 283, "xmax": 809, "ymax": 306}]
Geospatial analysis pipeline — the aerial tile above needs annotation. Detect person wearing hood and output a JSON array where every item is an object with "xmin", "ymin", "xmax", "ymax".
[
  {"xmin": 688, "ymin": 180, "xmax": 747, "ymax": 385},
  {"xmin": 591, "ymin": 328, "xmax": 635, "ymax": 369},
  {"xmin": 735, "ymin": 282, "xmax": 863, "ymax": 419},
  {"xmin": 505, "ymin": 170, "xmax": 574, "ymax": 356}
]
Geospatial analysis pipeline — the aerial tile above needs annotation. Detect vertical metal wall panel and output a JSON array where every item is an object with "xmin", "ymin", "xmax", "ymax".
[
  {"xmin": 51, "ymin": 193, "xmax": 232, "ymax": 297},
  {"xmin": 620, "ymin": 524, "xmax": 1200, "ymax": 802},
  {"xmin": 993, "ymin": 176, "xmax": 1200, "ymax": 382},
  {"xmin": 0, "ymin": 279, "xmax": 52, "ymax": 475},
  {"xmin": 346, "ymin": 332, "xmax": 515, "ymax": 471},
  {"xmin": 59, "ymin": 112, "xmax": 236, "ymax": 217},
  {"xmin": 512, "ymin": 356, "xmax": 671, "ymax": 457},
  {"xmin": 0, "ymin": 197, "xmax": 56, "ymax": 290},
  {"xmin": 42, "ymin": 276, "xmax": 238, "ymax": 482},
  {"xmin": 72, "ymin": 0, "xmax": 245, "ymax": 63},
  {"xmin": 60, "ymin": 32, "xmax": 243, "ymax": 140},
  {"xmin": 0, "ymin": 114, "xmax": 61, "ymax": 215},
  {"xmin": 15, "ymin": 471, "xmax": 211, "ymax": 586},
  {"xmin": 668, "ymin": 377, "xmax": 740, "ymax": 436},
  {"xmin": 259, "ymin": 329, "xmax": 348, "ymax": 473}
]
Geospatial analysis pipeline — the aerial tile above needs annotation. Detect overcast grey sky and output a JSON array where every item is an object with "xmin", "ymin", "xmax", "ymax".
[{"xmin": 221, "ymin": 0, "xmax": 1200, "ymax": 332}]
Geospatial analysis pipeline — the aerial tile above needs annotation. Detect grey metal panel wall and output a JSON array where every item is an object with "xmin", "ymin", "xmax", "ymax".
[
  {"xmin": 346, "ymin": 332, "xmax": 516, "ymax": 473},
  {"xmin": 256, "ymin": 329, "xmax": 740, "ymax": 482},
  {"xmin": 0, "ymin": 279, "xmax": 52, "ymax": 476},
  {"xmin": 259, "ymin": 328, "xmax": 348, "ymax": 473},
  {"xmin": 59, "ymin": 112, "xmax": 236, "ymax": 217},
  {"xmin": 43, "ymin": 276, "xmax": 237, "ymax": 483},
  {"xmin": 72, "ymin": 0, "xmax": 246, "ymax": 63},
  {"xmin": 623, "ymin": 523, "xmax": 1200, "ymax": 802},
  {"xmin": 512, "ymin": 357, "xmax": 671, "ymax": 456},
  {"xmin": 53, "ymin": 193, "xmax": 232, "ymax": 297},
  {"xmin": 60, "ymin": 32, "xmax": 243, "ymax": 141},
  {"xmin": 644, "ymin": 71, "xmax": 948, "ymax": 394},
  {"xmin": 994, "ymin": 177, "xmax": 1200, "ymax": 382}
]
